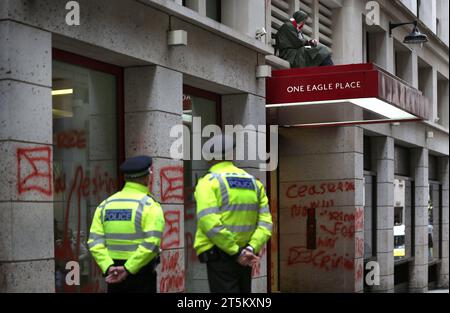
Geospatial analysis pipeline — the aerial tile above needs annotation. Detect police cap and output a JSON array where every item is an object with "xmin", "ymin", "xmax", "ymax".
[{"xmin": 120, "ymin": 155, "xmax": 152, "ymax": 179}]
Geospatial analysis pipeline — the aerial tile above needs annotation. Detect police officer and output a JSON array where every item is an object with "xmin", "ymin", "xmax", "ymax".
[
  {"xmin": 88, "ymin": 155, "xmax": 165, "ymax": 293},
  {"xmin": 194, "ymin": 135, "xmax": 273, "ymax": 293}
]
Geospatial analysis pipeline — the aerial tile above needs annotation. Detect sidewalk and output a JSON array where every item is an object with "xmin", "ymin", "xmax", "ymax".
[{"xmin": 427, "ymin": 289, "xmax": 449, "ymax": 293}]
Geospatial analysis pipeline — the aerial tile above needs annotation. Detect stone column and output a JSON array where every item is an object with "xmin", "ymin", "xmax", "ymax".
[
  {"xmin": 372, "ymin": 136, "xmax": 395, "ymax": 292},
  {"xmin": 418, "ymin": 0, "xmax": 437, "ymax": 33},
  {"xmin": 409, "ymin": 148, "xmax": 429, "ymax": 292},
  {"xmin": 0, "ymin": 20, "xmax": 54, "ymax": 292},
  {"xmin": 124, "ymin": 65, "xmax": 184, "ymax": 293},
  {"xmin": 436, "ymin": 0, "xmax": 449, "ymax": 46},
  {"xmin": 222, "ymin": 93, "xmax": 269, "ymax": 292},
  {"xmin": 221, "ymin": 0, "xmax": 266, "ymax": 40},
  {"xmin": 332, "ymin": 0, "xmax": 364, "ymax": 65},
  {"xmin": 278, "ymin": 126, "xmax": 364, "ymax": 293}
]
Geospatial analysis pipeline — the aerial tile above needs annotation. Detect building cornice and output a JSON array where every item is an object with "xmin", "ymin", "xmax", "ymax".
[
  {"xmin": 136, "ymin": 0, "xmax": 274, "ymax": 56},
  {"xmin": 392, "ymin": 0, "xmax": 449, "ymax": 53}
]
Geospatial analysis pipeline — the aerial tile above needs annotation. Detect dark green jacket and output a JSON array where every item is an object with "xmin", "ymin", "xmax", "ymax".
[{"xmin": 276, "ymin": 21, "xmax": 331, "ymax": 68}]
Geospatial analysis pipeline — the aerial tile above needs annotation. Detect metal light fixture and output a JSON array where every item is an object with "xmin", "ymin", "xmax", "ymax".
[
  {"xmin": 256, "ymin": 65, "xmax": 272, "ymax": 78},
  {"xmin": 389, "ymin": 21, "xmax": 428, "ymax": 44},
  {"xmin": 168, "ymin": 30, "xmax": 187, "ymax": 46}
]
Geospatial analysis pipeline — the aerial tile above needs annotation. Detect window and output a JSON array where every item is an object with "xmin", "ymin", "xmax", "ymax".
[
  {"xmin": 364, "ymin": 174, "xmax": 377, "ymax": 259},
  {"xmin": 206, "ymin": 0, "xmax": 221, "ymax": 22},
  {"xmin": 363, "ymin": 136, "xmax": 372, "ymax": 171},
  {"xmin": 269, "ymin": 0, "xmax": 333, "ymax": 51},
  {"xmin": 181, "ymin": 0, "xmax": 221, "ymax": 22},
  {"xmin": 182, "ymin": 85, "xmax": 221, "ymax": 292},
  {"xmin": 394, "ymin": 179, "xmax": 406, "ymax": 259},
  {"xmin": 428, "ymin": 155, "xmax": 442, "ymax": 261},
  {"xmin": 394, "ymin": 40, "xmax": 413, "ymax": 85},
  {"xmin": 394, "ymin": 146, "xmax": 413, "ymax": 260},
  {"xmin": 394, "ymin": 146, "xmax": 411, "ymax": 177},
  {"xmin": 52, "ymin": 50, "xmax": 123, "ymax": 293},
  {"xmin": 363, "ymin": 136, "xmax": 376, "ymax": 259}
]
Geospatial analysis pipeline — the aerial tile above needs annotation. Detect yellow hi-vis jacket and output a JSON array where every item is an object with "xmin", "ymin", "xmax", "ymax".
[
  {"xmin": 194, "ymin": 161, "xmax": 273, "ymax": 256},
  {"xmin": 87, "ymin": 182, "xmax": 165, "ymax": 275}
]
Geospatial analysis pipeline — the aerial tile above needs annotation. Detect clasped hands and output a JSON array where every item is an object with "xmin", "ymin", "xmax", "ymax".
[
  {"xmin": 308, "ymin": 39, "xmax": 319, "ymax": 47},
  {"xmin": 105, "ymin": 266, "xmax": 129, "ymax": 284},
  {"xmin": 237, "ymin": 248, "xmax": 260, "ymax": 267}
]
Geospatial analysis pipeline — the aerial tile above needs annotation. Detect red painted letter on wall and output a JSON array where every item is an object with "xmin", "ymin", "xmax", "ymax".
[{"xmin": 17, "ymin": 146, "xmax": 52, "ymax": 196}]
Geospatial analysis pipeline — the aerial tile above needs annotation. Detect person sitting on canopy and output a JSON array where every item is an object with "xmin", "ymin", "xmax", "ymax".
[{"xmin": 275, "ymin": 10, "xmax": 334, "ymax": 68}]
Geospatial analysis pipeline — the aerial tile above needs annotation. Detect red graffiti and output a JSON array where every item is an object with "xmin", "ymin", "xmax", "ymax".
[
  {"xmin": 287, "ymin": 246, "xmax": 354, "ymax": 271},
  {"xmin": 54, "ymin": 164, "xmax": 118, "ymax": 293},
  {"xmin": 320, "ymin": 221, "xmax": 355, "ymax": 239},
  {"xmin": 355, "ymin": 260, "xmax": 364, "ymax": 283},
  {"xmin": 184, "ymin": 172, "xmax": 201, "ymax": 220},
  {"xmin": 317, "ymin": 209, "xmax": 363, "ymax": 240},
  {"xmin": 54, "ymin": 173, "xmax": 66, "ymax": 194},
  {"xmin": 286, "ymin": 181, "xmax": 355, "ymax": 199},
  {"xmin": 252, "ymin": 245, "xmax": 267, "ymax": 278},
  {"xmin": 63, "ymin": 166, "xmax": 86, "ymax": 259},
  {"xmin": 79, "ymin": 261, "xmax": 104, "ymax": 293},
  {"xmin": 183, "ymin": 94, "xmax": 192, "ymax": 108},
  {"xmin": 355, "ymin": 237, "xmax": 364, "ymax": 258},
  {"xmin": 54, "ymin": 166, "xmax": 117, "ymax": 203},
  {"xmin": 320, "ymin": 209, "xmax": 357, "ymax": 222},
  {"xmin": 317, "ymin": 236, "xmax": 338, "ymax": 249},
  {"xmin": 185, "ymin": 232, "xmax": 198, "ymax": 264},
  {"xmin": 17, "ymin": 146, "xmax": 52, "ymax": 196},
  {"xmin": 56, "ymin": 166, "xmax": 117, "ymax": 264},
  {"xmin": 91, "ymin": 166, "xmax": 117, "ymax": 202},
  {"xmin": 355, "ymin": 207, "xmax": 364, "ymax": 232},
  {"xmin": 184, "ymin": 186, "xmax": 196, "ymax": 221},
  {"xmin": 54, "ymin": 130, "xmax": 86, "ymax": 149},
  {"xmin": 162, "ymin": 210, "xmax": 181, "ymax": 249},
  {"xmin": 160, "ymin": 250, "xmax": 185, "ymax": 293},
  {"xmin": 291, "ymin": 200, "xmax": 334, "ymax": 218},
  {"xmin": 160, "ymin": 166, "xmax": 184, "ymax": 202}
]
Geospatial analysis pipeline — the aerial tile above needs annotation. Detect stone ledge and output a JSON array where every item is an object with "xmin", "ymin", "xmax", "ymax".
[
  {"xmin": 265, "ymin": 55, "xmax": 290, "ymax": 70},
  {"xmin": 138, "ymin": 0, "xmax": 274, "ymax": 55}
]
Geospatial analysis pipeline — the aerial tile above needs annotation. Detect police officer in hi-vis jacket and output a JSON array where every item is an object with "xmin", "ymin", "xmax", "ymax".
[
  {"xmin": 88, "ymin": 155, "xmax": 165, "ymax": 293},
  {"xmin": 194, "ymin": 135, "xmax": 273, "ymax": 293}
]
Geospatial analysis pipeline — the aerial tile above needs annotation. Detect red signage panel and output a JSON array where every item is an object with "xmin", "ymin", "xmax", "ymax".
[
  {"xmin": 267, "ymin": 69, "xmax": 379, "ymax": 104},
  {"xmin": 266, "ymin": 63, "xmax": 429, "ymax": 121}
]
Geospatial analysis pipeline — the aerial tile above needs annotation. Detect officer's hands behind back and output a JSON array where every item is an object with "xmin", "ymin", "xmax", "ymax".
[
  {"xmin": 237, "ymin": 249, "xmax": 260, "ymax": 267},
  {"xmin": 106, "ymin": 266, "xmax": 129, "ymax": 284}
]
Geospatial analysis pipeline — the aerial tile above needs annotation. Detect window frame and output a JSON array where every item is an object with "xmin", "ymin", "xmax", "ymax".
[{"xmin": 52, "ymin": 49, "xmax": 125, "ymax": 186}]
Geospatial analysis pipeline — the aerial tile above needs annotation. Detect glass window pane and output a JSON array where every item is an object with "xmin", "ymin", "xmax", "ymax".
[
  {"xmin": 52, "ymin": 60, "xmax": 118, "ymax": 293},
  {"xmin": 206, "ymin": 0, "xmax": 221, "ymax": 21},
  {"xmin": 364, "ymin": 175, "xmax": 374, "ymax": 258},
  {"xmin": 404, "ymin": 180, "xmax": 412, "ymax": 259},
  {"xmin": 183, "ymin": 89, "xmax": 219, "ymax": 293},
  {"xmin": 429, "ymin": 183, "xmax": 441, "ymax": 260},
  {"xmin": 394, "ymin": 178, "xmax": 411, "ymax": 260}
]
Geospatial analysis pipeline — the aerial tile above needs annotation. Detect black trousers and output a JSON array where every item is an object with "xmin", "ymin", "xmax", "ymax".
[
  {"xmin": 320, "ymin": 55, "xmax": 334, "ymax": 66},
  {"xmin": 107, "ymin": 260, "xmax": 157, "ymax": 293},
  {"xmin": 206, "ymin": 252, "xmax": 252, "ymax": 293}
]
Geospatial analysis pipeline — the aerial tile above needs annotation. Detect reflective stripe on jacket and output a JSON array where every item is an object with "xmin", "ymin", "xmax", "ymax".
[
  {"xmin": 194, "ymin": 161, "xmax": 272, "ymax": 256},
  {"xmin": 88, "ymin": 182, "xmax": 165, "ymax": 275}
]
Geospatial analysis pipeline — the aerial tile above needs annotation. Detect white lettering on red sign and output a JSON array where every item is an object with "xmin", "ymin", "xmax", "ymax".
[{"xmin": 287, "ymin": 81, "xmax": 362, "ymax": 94}]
